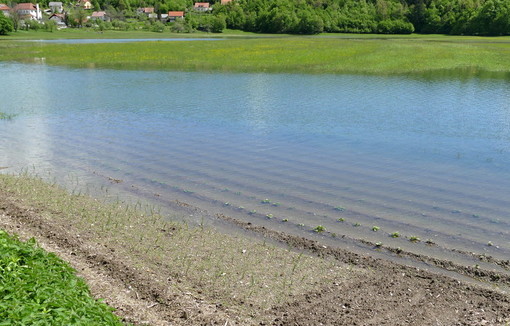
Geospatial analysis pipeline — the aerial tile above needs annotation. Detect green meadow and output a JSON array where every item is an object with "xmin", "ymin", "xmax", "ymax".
[{"xmin": 1, "ymin": 30, "xmax": 510, "ymax": 77}]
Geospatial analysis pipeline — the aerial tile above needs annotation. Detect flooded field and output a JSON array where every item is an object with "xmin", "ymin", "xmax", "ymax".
[{"xmin": 1, "ymin": 63, "xmax": 510, "ymax": 276}]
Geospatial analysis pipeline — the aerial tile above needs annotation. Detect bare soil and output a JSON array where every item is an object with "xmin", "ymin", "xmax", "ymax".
[{"xmin": 1, "ymin": 191, "xmax": 510, "ymax": 325}]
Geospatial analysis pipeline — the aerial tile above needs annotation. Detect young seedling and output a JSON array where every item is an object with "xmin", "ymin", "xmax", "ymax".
[
  {"xmin": 271, "ymin": 202, "xmax": 280, "ymax": 207},
  {"xmin": 372, "ymin": 226, "xmax": 380, "ymax": 232},
  {"xmin": 390, "ymin": 231, "xmax": 400, "ymax": 238},
  {"xmin": 487, "ymin": 241, "xmax": 493, "ymax": 247},
  {"xmin": 353, "ymin": 223, "xmax": 361, "ymax": 227},
  {"xmin": 248, "ymin": 210, "xmax": 257, "ymax": 215},
  {"xmin": 337, "ymin": 218, "xmax": 345, "ymax": 222},
  {"xmin": 425, "ymin": 239, "xmax": 435, "ymax": 245},
  {"xmin": 375, "ymin": 242, "xmax": 383, "ymax": 248},
  {"xmin": 282, "ymin": 218, "xmax": 288, "ymax": 222},
  {"xmin": 314, "ymin": 225, "xmax": 326, "ymax": 233},
  {"xmin": 409, "ymin": 236, "xmax": 421, "ymax": 243},
  {"xmin": 261, "ymin": 199, "xmax": 271, "ymax": 204},
  {"xmin": 334, "ymin": 206, "xmax": 345, "ymax": 211},
  {"xmin": 265, "ymin": 214, "xmax": 273, "ymax": 219}
]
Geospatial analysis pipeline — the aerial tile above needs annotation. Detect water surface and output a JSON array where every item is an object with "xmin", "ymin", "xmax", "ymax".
[{"xmin": 1, "ymin": 63, "xmax": 509, "ymax": 271}]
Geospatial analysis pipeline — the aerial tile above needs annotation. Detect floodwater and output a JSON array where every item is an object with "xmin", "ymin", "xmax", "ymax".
[{"xmin": 1, "ymin": 63, "xmax": 509, "ymax": 270}]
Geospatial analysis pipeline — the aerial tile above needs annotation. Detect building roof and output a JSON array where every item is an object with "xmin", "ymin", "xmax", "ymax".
[
  {"xmin": 141, "ymin": 7, "xmax": 154, "ymax": 13},
  {"xmin": 168, "ymin": 11, "xmax": 184, "ymax": 17},
  {"xmin": 220, "ymin": 0, "xmax": 233, "ymax": 4},
  {"xmin": 48, "ymin": 2, "xmax": 62, "ymax": 6},
  {"xmin": 91, "ymin": 11, "xmax": 106, "ymax": 17},
  {"xmin": 0, "ymin": 3, "xmax": 10, "ymax": 10},
  {"xmin": 14, "ymin": 3, "xmax": 36, "ymax": 11},
  {"xmin": 194, "ymin": 2, "xmax": 210, "ymax": 7}
]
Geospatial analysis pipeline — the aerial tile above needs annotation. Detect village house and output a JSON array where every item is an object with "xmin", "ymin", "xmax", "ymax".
[
  {"xmin": 167, "ymin": 11, "xmax": 184, "ymax": 22},
  {"xmin": 90, "ymin": 10, "xmax": 109, "ymax": 21},
  {"xmin": 137, "ymin": 7, "xmax": 154, "ymax": 15},
  {"xmin": 14, "ymin": 3, "xmax": 42, "ymax": 20},
  {"xmin": 77, "ymin": 0, "xmax": 92, "ymax": 10},
  {"xmin": 193, "ymin": 2, "xmax": 212, "ymax": 12},
  {"xmin": 48, "ymin": 13, "xmax": 66, "ymax": 27},
  {"xmin": 220, "ymin": 0, "xmax": 233, "ymax": 5},
  {"xmin": 0, "ymin": 3, "xmax": 10, "ymax": 16},
  {"xmin": 48, "ymin": 1, "xmax": 63, "ymax": 13}
]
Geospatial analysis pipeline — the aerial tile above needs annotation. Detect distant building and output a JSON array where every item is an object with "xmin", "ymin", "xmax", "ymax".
[
  {"xmin": 90, "ymin": 11, "xmax": 109, "ymax": 21},
  {"xmin": 48, "ymin": 13, "xmax": 66, "ymax": 27},
  {"xmin": 167, "ymin": 11, "xmax": 184, "ymax": 22},
  {"xmin": 0, "ymin": 3, "xmax": 10, "ymax": 16},
  {"xmin": 220, "ymin": 0, "xmax": 233, "ymax": 5},
  {"xmin": 137, "ymin": 7, "xmax": 154, "ymax": 15},
  {"xmin": 14, "ymin": 3, "xmax": 42, "ymax": 20},
  {"xmin": 193, "ymin": 2, "xmax": 212, "ymax": 12},
  {"xmin": 48, "ymin": 1, "xmax": 63, "ymax": 13},
  {"xmin": 77, "ymin": 0, "xmax": 92, "ymax": 10}
]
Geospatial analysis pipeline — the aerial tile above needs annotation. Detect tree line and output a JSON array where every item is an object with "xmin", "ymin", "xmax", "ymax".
[{"xmin": 1, "ymin": 0, "xmax": 510, "ymax": 35}]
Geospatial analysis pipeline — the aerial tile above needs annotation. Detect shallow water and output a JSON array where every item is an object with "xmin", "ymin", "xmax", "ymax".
[{"xmin": 1, "ymin": 63, "xmax": 509, "ymax": 268}]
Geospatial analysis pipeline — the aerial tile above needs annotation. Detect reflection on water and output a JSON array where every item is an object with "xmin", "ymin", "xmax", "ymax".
[{"xmin": 1, "ymin": 63, "xmax": 510, "ymax": 268}]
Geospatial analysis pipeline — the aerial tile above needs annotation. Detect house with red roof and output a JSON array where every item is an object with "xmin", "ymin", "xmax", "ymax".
[
  {"xmin": 167, "ymin": 11, "xmax": 184, "ymax": 22},
  {"xmin": 90, "ymin": 11, "xmax": 109, "ymax": 21},
  {"xmin": 14, "ymin": 3, "xmax": 42, "ymax": 20},
  {"xmin": 193, "ymin": 2, "xmax": 212, "ymax": 12},
  {"xmin": 220, "ymin": 0, "xmax": 233, "ymax": 5},
  {"xmin": 0, "ymin": 3, "xmax": 10, "ymax": 16}
]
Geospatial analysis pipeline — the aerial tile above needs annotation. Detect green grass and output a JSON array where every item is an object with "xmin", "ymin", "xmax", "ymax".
[
  {"xmin": 0, "ymin": 230, "xmax": 123, "ymax": 326},
  {"xmin": 0, "ymin": 112, "xmax": 16, "ymax": 120},
  {"xmin": 1, "ymin": 31, "xmax": 510, "ymax": 77}
]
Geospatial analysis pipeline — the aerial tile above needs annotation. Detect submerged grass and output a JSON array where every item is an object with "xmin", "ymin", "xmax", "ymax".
[
  {"xmin": 0, "ymin": 230, "xmax": 123, "ymax": 325},
  {"xmin": 0, "ymin": 173, "xmax": 357, "ymax": 319},
  {"xmin": 1, "ymin": 33, "xmax": 510, "ymax": 77}
]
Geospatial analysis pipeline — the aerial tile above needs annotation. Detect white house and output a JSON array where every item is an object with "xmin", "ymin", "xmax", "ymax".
[
  {"xmin": 14, "ymin": 3, "xmax": 42, "ymax": 20},
  {"xmin": 48, "ymin": 2, "xmax": 63, "ymax": 13}
]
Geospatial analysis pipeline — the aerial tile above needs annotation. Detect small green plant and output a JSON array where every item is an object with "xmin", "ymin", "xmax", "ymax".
[
  {"xmin": 282, "ymin": 218, "xmax": 288, "ymax": 222},
  {"xmin": 337, "ymin": 218, "xmax": 345, "ymax": 222},
  {"xmin": 375, "ymin": 242, "xmax": 383, "ymax": 248},
  {"xmin": 248, "ymin": 210, "xmax": 256, "ymax": 215},
  {"xmin": 409, "ymin": 236, "xmax": 421, "ymax": 243},
  {"xmin": 265, "ymin": 214, "xmax": 273, "ymax": 219},
  {"xmin": 271, "ymin": 202, "xmax": 280, "ymax": 207},
  {"xmin": 390, "ymin": 231, "xmax": 400, "ymax": 238},
  {"xmin": 425, "ymin": 239, "xmax": 435, "ymax": 245},
  {"xmin": 223, "ymin": 202, "xmax": 230, "ymax": 206},
  {"xmin": 334, "ymin": 206, "xmax": 345, "ymax": 211},
  {"xmin": 372, "ymin": 226, "xmax": 380, "ymax": 232},
  {"xmin": 353, "ymin": 222, "xmax": 361, "ymax": 227},
  {"xmin": 487, "ymin": 241, "xmax": 493, "ymax": 246},
  {"xmin": 314, "ymin": 225, "xmax": 326, "ymax": 233},
  {"xmin": 0, "ymin": 112, "xmax": 17, "ymax": 120},
  {"xmin": 298, "ymin": 223, "xmax": 305, "ymax": 227},
  {"xmin": 261, "ymin": 199, "xmax": 271, "ymax": 204}
]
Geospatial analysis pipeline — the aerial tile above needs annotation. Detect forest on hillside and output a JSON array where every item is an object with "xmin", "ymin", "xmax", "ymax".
[{"xmin": 2, "ymin": 0, "xmax": 510, "ymax": 35}]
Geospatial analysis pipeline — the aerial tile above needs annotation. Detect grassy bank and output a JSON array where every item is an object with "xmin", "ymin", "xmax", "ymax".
[
  {"xmin": 0, "ymin": 230, "xmax": 123, "ymax": 325},
  {"xmin": 1, "ymin": 31, "xmax": 510, "ymax": 76}
]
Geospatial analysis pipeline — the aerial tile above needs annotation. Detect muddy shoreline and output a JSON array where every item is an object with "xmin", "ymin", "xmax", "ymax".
[{"xmin": 1, "ymin": 180, "xmax": 510, "ymax": 325}]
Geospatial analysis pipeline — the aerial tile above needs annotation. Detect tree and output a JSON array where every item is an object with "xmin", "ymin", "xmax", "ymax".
[{"xmin": 0, "ymin": 11, "xmax": 13, "ymax": 35}]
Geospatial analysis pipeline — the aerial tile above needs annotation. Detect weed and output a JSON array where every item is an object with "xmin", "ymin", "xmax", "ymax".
[
  {"xmin": 353, "ymin": 223, "xmax": 361, "ymax": 227},
  {"xmin": 0, "ymin": 112, "xmax": 17, "ymax": 120},
  {"xmin": 272, "ymin": 202, "xmax": 280, "ymax": 207},
  {"xmin": 248, "ymin": 210, "xmax": 257, "ymax": 215},
  {"xmin": 282, "ymin": 218, "xmax": 288, "ymax": 222},
  {"xmin": 375, "ymin": 242, "xmax": 383, "ymax": 248},
  {"xmin": 488, "ymin": 241, "xmax": 493, "ymax": 246},
  {"xmin": 372, "ymin": 226, "xmax": 380, "ymax": 232},
  {"xmin": 390, "ymin": 232, "xmax": 400, "ymax": 238},
  {"xmin": 409, "ymin": 236, "xmax": 421, "ymax": 243},
  {"xmin": 337, "ymin": 218, "xmax": 345, "ymax": 222},
  {"xmin": 261, "ymin": 199, "xmax": 271, "ymax": 204},
  {"xmin": 314, "ymin": 225, "xmax": 326, "ymax": 233},
  {"xmin": 265, "ymin": 214, "xmax": 273, "ymax": 219},
  {"xmin": 334, "ymin": 206, "xmax": 345, "ymax": 211}
]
